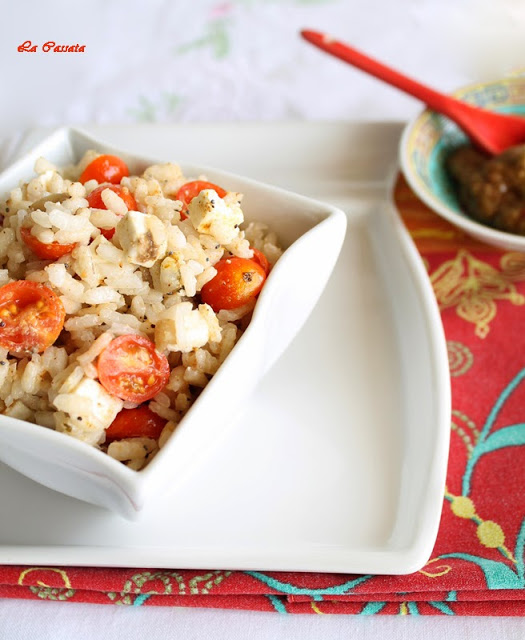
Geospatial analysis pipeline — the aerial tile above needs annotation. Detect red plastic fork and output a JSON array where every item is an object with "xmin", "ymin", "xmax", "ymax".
[{"xmin": 301, "ymin": 29, "xmax": 525, "ymax": 156}]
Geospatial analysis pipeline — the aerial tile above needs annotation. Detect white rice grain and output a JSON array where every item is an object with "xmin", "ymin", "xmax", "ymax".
[
  {"xmin": 158, "ymin": 421, "xmax": 177, "ymax": 448},
  {"xmin": 166, "ymin": 366, "xmax": 186, "ymax": 393},
  {"xmin": 65, "ymin": 313, "xmax": 101, "ymax": 332},
  {"xmin": 41, "ymin": 347, "xmax": 68, "ymax": 378},
  {"xmin": 60, "ymin": 296, "xmax": 82, "ymax": 315},
  {"xmin": 195, "ymin": 266, "xmax": 217, "ymax": 290},
  {"xmin": 153, "ymin": 392, "xmax": 171, "ymax": 408},
  {"xmin": 21, "ymin": 358, "xmax": 42, "ymax": 395},
  {"xmin": 101, "ymin": 188, "xmax": 128, "ymax": 215},
  {"xmin": 83, "ymin": 286, "xmax": 123, "ymax": 306},
  {"xmin": 0, "ymin": 362, "xmax": 10, "ymax": 390},
  {"xmin": 174, "ymin": 393, "xmax": 191, "ymax": 412},
  {"xmin": 0, "ymin": 228, "xmax": 15, "ymax": 261},
  {"xmin": 34, "ymin": 157, "xmax": 58, "ymax": 175},
  {"xmin": 149, "ymin": 402, "xmax": 179, "ymax": 422},
  {"xmin": 90, "ymin": 208, "xmax": 120, "ymax": 230},
  {"xmin": 32, "ymin": 226, "xmax": 55, "ymax": 244},
  {"xmin": 67, "ymin": 182, "xmax": 86, "ymax": 199},
  {"xmin": 107, "ymin": 437, "xmax": 157, "ymax": 462},
  {"xmin": 30, "ymin": 209, "xmax": 53, "ymax": 228},
  {"xmin": 46, "ymin": 264, "xmax": 85, "ymax": 300},
  {"xmin": 4, "ymin": 400, "xmax": 33, "ymax": 421},
  {"xmin": 183, "ymin": 368, "xmax": 208, "ymax": 387},
  {"xmin": 57, "ymin": 366, "xmax": 84, "ymax": 394},
  {"xmin": 217, "ymin": 299, "xmax": 255, "ymax": 323},
  {"xmin": 77, "ymin": 332, "xmax": 114, "ymax": 367}
]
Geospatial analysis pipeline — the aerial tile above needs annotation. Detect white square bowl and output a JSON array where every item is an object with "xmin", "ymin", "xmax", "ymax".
[{"xmin": 0, "ymin": 127, "xmax": 346, "ymax": 519}]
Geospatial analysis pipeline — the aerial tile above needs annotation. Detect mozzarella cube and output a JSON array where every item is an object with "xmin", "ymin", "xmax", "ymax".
[
  {"xmin": 155, "ymin": 301, "xmax": 220, "ymax": 353},
  {"xmin": 188, "ymin": 189, "xmax": 243, "ymax": 244},
  {"xmin": 53, "ymin": 377, "xmax": 123, "ymax": 446},
  {"xmin": 115, "ymin": 210, "xmax": 167, "ymax": 267}
]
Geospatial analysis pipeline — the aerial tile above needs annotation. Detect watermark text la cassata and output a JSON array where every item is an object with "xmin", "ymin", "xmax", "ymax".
[{"xmin": 18, "ymin": 41, "xmax": 86, "ymax": 53}]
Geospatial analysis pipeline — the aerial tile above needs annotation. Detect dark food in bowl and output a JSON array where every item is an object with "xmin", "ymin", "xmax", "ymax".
[{"xmin": 447, "ymin": 144, "xmax": 525, "ymax": 235}]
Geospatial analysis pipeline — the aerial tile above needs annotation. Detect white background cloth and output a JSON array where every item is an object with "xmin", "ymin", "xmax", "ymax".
[{"xmin": 1, "ymin": 0, "xmax": 525, "ymax": 637}]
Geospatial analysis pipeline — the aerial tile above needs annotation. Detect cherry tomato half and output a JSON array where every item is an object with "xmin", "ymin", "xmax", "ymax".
[
  {"xmin": 105, "ymin": 404, "xmax": 167, "ymax": 443},
  {"xmin": 20, "ymin": 227, "xmax": 76, "ymax": 261},
  {"xmin": 97, "ymin": 335, "xmax": 170, "ymax": 403},
  {"xmin": 251, "ymin": 248, "xmax": 270, "ymax": 275},
  {"xmin": 80, "ymin": 155, "xmax": 129, "ymax": 185},
  {"xmin": 200, "ymin": 257, "xmax": 266, "ymax": 312},
  {"xmin": 0, "ymin": 280, "xmax": 65, "ymax": 354},
  {"xmin": 87, "ymin": 184, "xmax": 138, "ymax": 239},
  {"xmin": 176, "ymin": 180, "xmax": 227, "ymax": 220}
]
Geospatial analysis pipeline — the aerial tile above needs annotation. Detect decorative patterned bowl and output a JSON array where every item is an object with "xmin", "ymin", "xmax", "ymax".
[
  {"xmin": 400, "ymin": 76, "xmax": 525, "ymax": 252},
  {"xmin": 0, "ymin": 127, "xmax": 347, "ymax": 518}
]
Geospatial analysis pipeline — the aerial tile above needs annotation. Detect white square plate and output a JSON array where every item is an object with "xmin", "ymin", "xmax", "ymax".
[{"xmin": 0, "ymin": 122, "xmax": 450, "ymax": 575}]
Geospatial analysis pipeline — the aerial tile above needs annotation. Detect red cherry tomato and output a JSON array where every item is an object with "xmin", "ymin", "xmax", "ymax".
[
  {"xmin": 200, "ymin": 257, "xmax": 266, "ymax": 312},
  {"xmin": 97, "ymin": 335, "xmax": 170, "ymax": 403},
  {"xmin": 87, "ymin": 184, "xmax": 138, "ymax": 239},
  {"xmin": 176, "ymin": 180, "xmax": 227, "ymax": 220},
  {"xmin": 80, "ymin": 155, "xmax": 129, "ymax": 185},
  {"xmin": 251, "ymin": 248, "xmax": 270, "ymax": 275},
  {"xmin": 105, "ymin": 405, "xmax": 167, "ymax": 443},
  {"xmin": 0, "ymin": 280, "xmax": 65, "ymax": 354},
  {"xmin": 21, "ymin": 227, "xmax": 76, "ymax": 260}
]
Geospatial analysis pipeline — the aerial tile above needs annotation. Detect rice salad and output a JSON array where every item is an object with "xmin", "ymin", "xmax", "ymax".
[{"xmin": 0, "ymin": 151, "xmax": 282, "ymax": 470}]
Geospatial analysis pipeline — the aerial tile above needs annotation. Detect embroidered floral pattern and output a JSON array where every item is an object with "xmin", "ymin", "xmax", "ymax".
[
  {"xmin": 447, "ymin": 341, "xmax": 474, "ymax": 377},
  {"xmin": 430, "ymin": 249, "xmax": 525, "ymax": 338}
]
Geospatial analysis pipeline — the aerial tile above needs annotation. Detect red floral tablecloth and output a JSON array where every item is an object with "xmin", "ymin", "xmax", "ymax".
[{"xmin": 2, "ymin": 175, "xmax": 525, "ymax": 615}]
